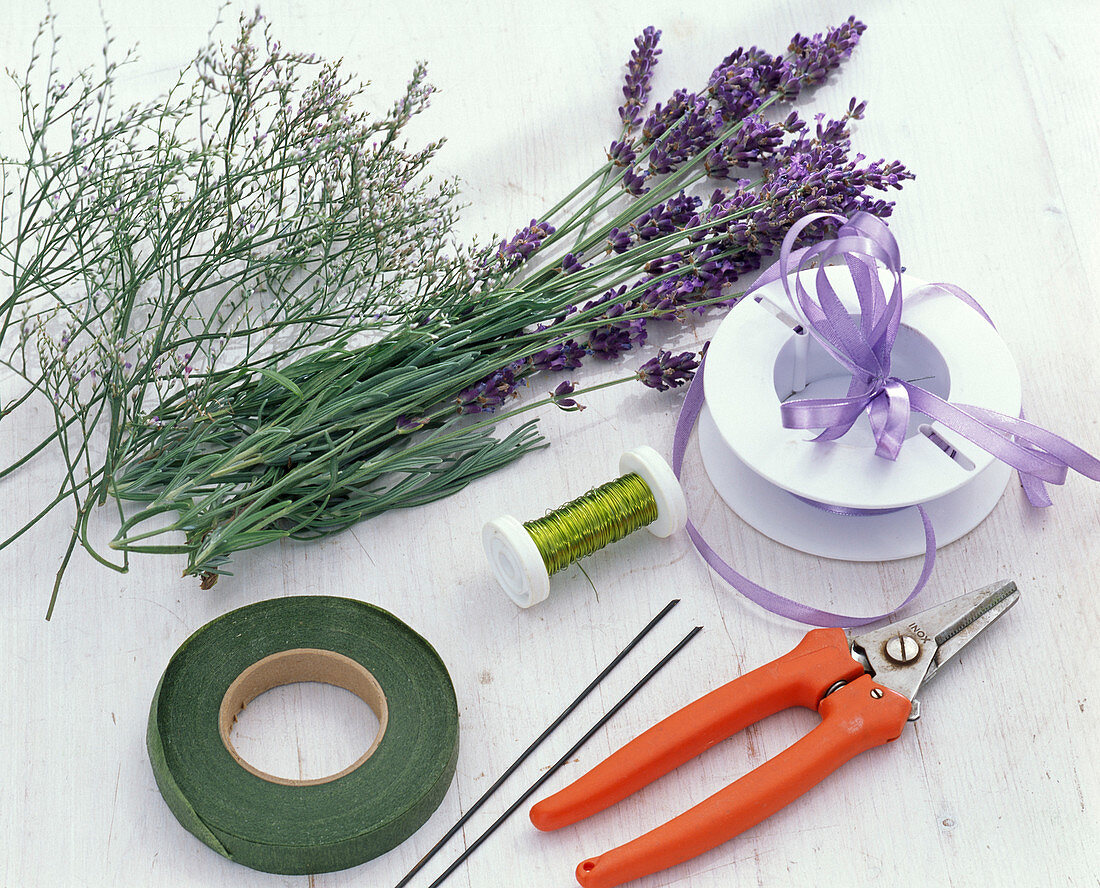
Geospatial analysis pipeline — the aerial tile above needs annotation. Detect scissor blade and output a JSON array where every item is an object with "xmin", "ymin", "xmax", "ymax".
[
  {"xmin": 926, "ymin": 579, "xmax": 1018, "ymax": 684},
  {"xmin": 847, "ymin": 580, "xmax": 1019, "ymax": 702}
]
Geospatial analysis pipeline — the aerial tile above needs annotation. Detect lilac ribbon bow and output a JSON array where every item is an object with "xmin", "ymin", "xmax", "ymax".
[
  {"xmin": 672, "ymin": 211, "xmax": 1100, "ymax": 628},
  {"xmin": 748, "ymin": 211, "xmax": 1100, "ymax": 506}
]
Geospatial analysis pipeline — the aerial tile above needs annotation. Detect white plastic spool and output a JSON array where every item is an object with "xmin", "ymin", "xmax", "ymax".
[
  {"xmin": 483, "ymin": 445, "xmax": 687, "ymax": 607},
  {"xmin": 699, "ymin": 265, "xmax": 1022, "ymax": 561}
]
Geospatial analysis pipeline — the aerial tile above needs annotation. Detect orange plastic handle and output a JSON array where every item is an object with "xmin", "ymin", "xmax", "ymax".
[
  {"xmin": 570, "ymin": 675, "xmax": 911, "ymax": 888},
  {"xmin": 530, "ymin": 627, "xmax": 864, "ymax": 832}
]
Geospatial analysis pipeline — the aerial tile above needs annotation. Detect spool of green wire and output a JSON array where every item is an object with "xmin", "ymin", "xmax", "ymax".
[
  {"xmin": 483, "ymin": 445, "xmax": 687, "ymax": 607},
  {"xmin": 525, "ymin": 473, "xmax": 660, "ymax": 575}
]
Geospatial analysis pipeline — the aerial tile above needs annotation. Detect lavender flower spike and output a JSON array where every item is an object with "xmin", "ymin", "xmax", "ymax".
[
  {"xmin": 637, "ymin": 350, "xmax": 700, "ymax": 391},
  {"xmin": 787, "ymin": 16, "xmax": 867, "ymax": 89},
  {"xmin": 550, "ymin": 380, "xmax": 584, "ymax": 411},
  {"xmin": 498, "ymin": 219, "xmax": 556, "ymax": 270},
  {"xmin": 619, "ymin": 26, "xmax": 662, "ymax": 133}
]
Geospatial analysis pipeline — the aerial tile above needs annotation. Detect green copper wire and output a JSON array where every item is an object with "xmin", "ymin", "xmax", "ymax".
[{"xmin": 523, "ymin": 472, "xmax": 659, "ymax": 575}]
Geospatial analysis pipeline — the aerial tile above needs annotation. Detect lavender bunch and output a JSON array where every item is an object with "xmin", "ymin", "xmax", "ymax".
[
  {"xmin": 437, "ymin": 17, "xmax": 910, "ymax": 416},
  {"xmin": 0, "ymin": 13, "xmax": 912, "ymax": 609}
]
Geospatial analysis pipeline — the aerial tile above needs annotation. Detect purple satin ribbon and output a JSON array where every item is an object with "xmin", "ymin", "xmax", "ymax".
[
  {"xmin": 673, "ymin": 356, "xmax": 935, "ymax": 627},
  {"xmin": 674, "ymin": 211, "xmax": 1100, "ymax": 627},
  {"xmin": 752, "ymin": 211, "xmax": 1100, "ymax": 504}
]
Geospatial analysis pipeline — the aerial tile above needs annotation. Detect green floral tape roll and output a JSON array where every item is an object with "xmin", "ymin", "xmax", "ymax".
[{"xmin": 147, "ymin": 596, "xmax": 459, "ymax": 874}]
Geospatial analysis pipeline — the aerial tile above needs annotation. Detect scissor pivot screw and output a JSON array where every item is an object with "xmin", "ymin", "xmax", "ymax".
[
  {"xmin": 870, "ymin": 688, "xmax": 884, "ymax": 699},
  {"xmin": 884, "ymin": 633, "xmax": 921, "ymax": 664}
]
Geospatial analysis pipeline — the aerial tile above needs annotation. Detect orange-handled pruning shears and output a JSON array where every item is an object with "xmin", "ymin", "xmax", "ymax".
[{"xmin": 531, "ymin": 581, "xmax": 1019, "ymax": 888}]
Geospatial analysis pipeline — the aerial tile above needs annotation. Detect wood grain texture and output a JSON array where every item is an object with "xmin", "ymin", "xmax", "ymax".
[{"xmin": 1, "ymin": 1, "xmax": 1097, "ymax": 886}]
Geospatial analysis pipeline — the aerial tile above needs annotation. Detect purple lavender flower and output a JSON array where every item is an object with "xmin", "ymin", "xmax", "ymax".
[
  {"xmin": 455, "ymin": 363, "xmax": 526, "ymax": 414},
  {"xmin": 632, "ymin": 192, "xmax": 700, "ymax": 241},
  {"xmin": 618, "ymin": 27, "xmax": 662, "ymax": 133},
  {"xmin": 607, "ymin": 139, "xmax": 637, "ymax": 168},
  {"xmin": 781, "ymin": 111, "xmax": 807, "ymax": 134},
  {"xmin": 530, "ymin": 340, "xmax": 585, "ymax": 373},
  {"xmin": 787, "ymin": 16, "xmax": 867, "ymax": 89},
  {"xmin": 647, "ymin": 143, "xmax": 673, "ymax": 175},
  {"xmin": 704, "ymin": 115, "xmax": 786, "ymax": 178},
  {"xmin": 637, "ymin": 350, "xmax": 700, "ymax": 391},
  {"xmin": 641, "ymin": 92, "xmax": 717, "ymax": 173},
  {"xmin": 606, "ymin": 227, "xmax": 632, "ymax": 254},
  {"xmin": 454, "ymin": 388, "xmax": 484, "ymax": 415},
  {"xmin": 621, "ymin": 16, "xmax": 866, "ymax": 191},
  {"xmin": 396, "ymin": 415, "xmax": 429, "ymax": 433},
  {"xmin": 550, "ymin": 380, "xmax": 584, "ymax": 411},
  {"xmin": 707, "ymin": 46, "xmax": 787, "ymax": 120},
  {"xmin": 622, "ymin": 166, "xmax": 648, "ymax": 195},
  {"xmin": 857, "ymin": 160, "xmax": 902, "ymax": 191},
  {"xmin": 634, "ymin": 278, "xmax": 679, "ymax": 319},
  {"xmin": 561, "ymin": 253, "xmax": 584, "ymax": 274},
  {"xmin": 640, "ymin": 89, "xmax": 692, "ymax": 144},
  {"xmin": 583, "ymin": 288, "xmax": 648, "ymax": 359},
  {"xmin": 497, "ymin": 219, "xmax": 556, "ymax": 270},
  {"xmin": 756, "ymin": 117, "xmax": 914, "ymax": 223}
]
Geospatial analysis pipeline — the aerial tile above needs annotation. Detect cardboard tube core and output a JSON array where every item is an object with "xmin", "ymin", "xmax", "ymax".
[{"xmin": 219, "ymin": 648, "xmax": 389, "ymax": 786}]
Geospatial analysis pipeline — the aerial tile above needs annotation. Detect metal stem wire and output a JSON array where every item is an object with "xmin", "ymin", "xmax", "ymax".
[
  {"xmin": 418, "ymin": 623, "xmax": 703, "ymax": 888},
  {"xmin": 393, "ymin": 598, "xmax": 682, "ymax": 888}
]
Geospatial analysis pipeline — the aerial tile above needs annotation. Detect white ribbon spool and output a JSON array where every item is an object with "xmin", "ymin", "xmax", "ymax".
[{"xmin": 699, "ymin": 265, "xmax": 1022, "ymax": 561}]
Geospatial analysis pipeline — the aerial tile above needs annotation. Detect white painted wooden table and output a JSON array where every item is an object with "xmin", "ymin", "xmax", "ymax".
[{"xmin": 2, "ymin": 1, "xmax": 1098, "ymax": 886}]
